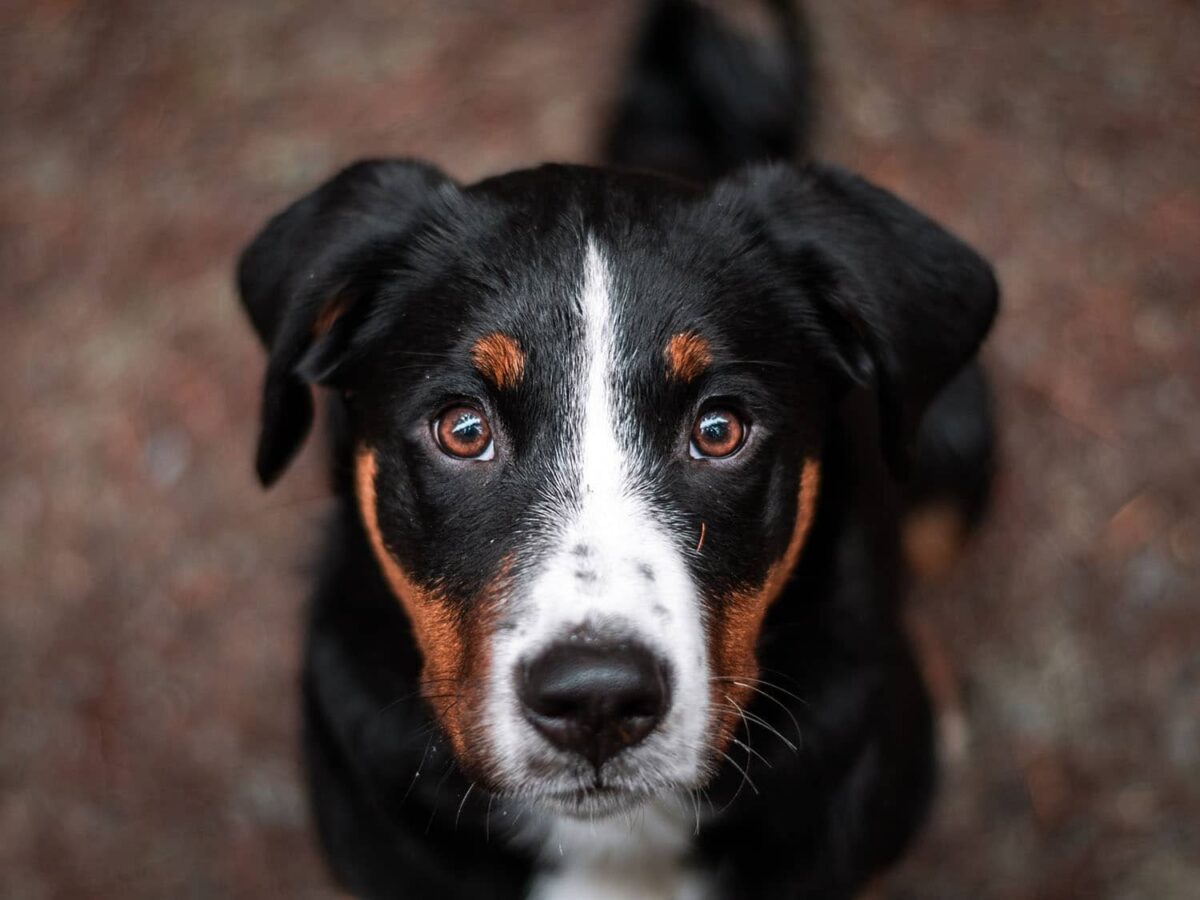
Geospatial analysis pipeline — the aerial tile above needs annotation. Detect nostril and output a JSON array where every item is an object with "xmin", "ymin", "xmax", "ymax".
[
  {"xmin": 612, "ymin": 672, "xmax": 666, "ymax": 720},
  {"xmin": 518, "ymin": 638, "xmax": 671, "ymax": 768}
]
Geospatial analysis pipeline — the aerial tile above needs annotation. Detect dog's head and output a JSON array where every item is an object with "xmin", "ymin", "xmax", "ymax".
[{"xmin": 238, "ymin": 160, "xmax": 995, "ymax": 817}]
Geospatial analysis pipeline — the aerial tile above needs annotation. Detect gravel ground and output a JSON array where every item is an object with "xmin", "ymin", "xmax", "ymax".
[{"xmin": 2, "ymin": 1, "xmax": 1198, "ymax": 897}]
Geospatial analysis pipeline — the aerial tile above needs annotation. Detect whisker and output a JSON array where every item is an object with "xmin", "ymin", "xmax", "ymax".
[
  {"xmin": 400, "ymin": 732, "xmax": 437, "ymax": 806},
  {"xmin": 455, "ymin": 782, "xmax": 476, "ymax": 831},
  {"xmin": 425, "ymin": 759, "xmax": 459, "ymax": 834},
  {"xmin": 724, "ymin": 692, "xmax": 798, "ymax": 753},
  {"xmin": 725, "ymin": 695, "xmax": 773, "ymax": 770},
  {"xmin": 707, "ymin": 745, "xmax": 757, "ymax": 817},
  {"xmin": 375, "ymin": 691, "xmax": 459, "ymax": 719},
  {"xmin": 673, "ymin": 789, "xmax": 701, "ymax": 837},
  {"xmin": 728, "ymin": 735, "xmax": 773, "ymax": 770},
  {"xmin": 716, "ymin": 747, "xmax": 759, "ymax": 797},
  {"xmin": 372, "ymin": 677, "xmax": 461, "ymax": 718},
  {"xmin": 721, "ymin": 672, "xmax": 812, "ymax": 707},
  {"xmin": 755, "ymin": 667, "xmax": 814, "ymax": 701},
  {"xmin": 740, "ymin": 708, "xmax": 799, "ymax": 754},
  {"xmin": 730, "ymin": 680, "xmax": 805, "ymax": 748}
]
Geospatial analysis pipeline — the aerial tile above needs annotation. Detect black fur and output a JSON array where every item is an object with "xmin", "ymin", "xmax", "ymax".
[{"xmin": 236, "ymin": 2, "xmax": 998, "ymax": 897}]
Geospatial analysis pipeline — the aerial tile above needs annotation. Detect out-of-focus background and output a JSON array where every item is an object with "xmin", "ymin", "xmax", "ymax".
[{"xmin": 1, "ymin": 0, "xmax": 1198, "ymax": 896}]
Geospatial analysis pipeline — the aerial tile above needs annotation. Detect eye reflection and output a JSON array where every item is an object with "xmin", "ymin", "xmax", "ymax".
[
  {"xmin": 434, "ymin": 406, "xmax": 495, "ymax": 460},
  {"xmin": 689, "ymin": 408, "xmax": 746, "ymax": 460}
]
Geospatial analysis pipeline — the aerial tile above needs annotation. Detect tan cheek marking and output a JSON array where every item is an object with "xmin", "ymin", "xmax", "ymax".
[
  {"xmin": 455, "ymin": 556, "xmax": 513, "ymax": 776},
  {"xmin": 665, "ymin": 331, "xmax": 712, "ymax": 383},
  {"xmin": 708, "ymin": 457, "xmax": 822, "ymax": 749},
  {"xmin": 355, "ymin": 448, "xmax": 452, "ymax": 650},
  {"xmin": 356, "ymin": 448, "xmax": 509, "ymax": 766},
  {"xmin": 471, "ymin": 332, "xmax": 525, "ymax": 390}
]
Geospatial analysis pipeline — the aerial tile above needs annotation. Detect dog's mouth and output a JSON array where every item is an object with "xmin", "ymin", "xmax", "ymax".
[
  {"xmin": 545, "ymin": 788, "xmax": 644, "ymax": 818},
  {"xmin": 534, "ymin": 779, "xmax": 657, "ymax": 818}
]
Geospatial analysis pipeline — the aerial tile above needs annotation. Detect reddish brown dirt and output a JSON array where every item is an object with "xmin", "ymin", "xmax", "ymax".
[{"xmin": 2, "ymin": 1, "xmax": 1198, "ymax": 897}]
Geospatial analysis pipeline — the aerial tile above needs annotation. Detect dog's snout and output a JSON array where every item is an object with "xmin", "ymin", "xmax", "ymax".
[{"xmin": 519, "ymin": 638, "xmax": 671, "ymax": 768}]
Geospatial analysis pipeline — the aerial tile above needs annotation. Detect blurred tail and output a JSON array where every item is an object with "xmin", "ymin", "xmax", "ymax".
[{"xmin": 603, "ymin": 0, "xmax": 811, "ymax": 183}]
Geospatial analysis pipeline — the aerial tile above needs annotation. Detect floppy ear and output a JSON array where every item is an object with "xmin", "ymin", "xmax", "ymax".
[
  {"xmin": 236, "ymin": 159, "xmax": 456, "ymax": 486},
  {"xmin": 715, "ymin": 161, "xmax": 998, "ymax": 475}
]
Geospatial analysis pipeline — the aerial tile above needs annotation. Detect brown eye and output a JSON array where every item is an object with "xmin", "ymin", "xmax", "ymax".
[
  {"xmin": 434, "ymin": 406, "xmax": 494, "ymax": 460},
  {"xmin": 690, "ymin": 408, "xmax": 746, "ymax": 459}
]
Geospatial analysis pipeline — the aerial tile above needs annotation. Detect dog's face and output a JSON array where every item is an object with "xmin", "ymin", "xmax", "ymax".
[{"xmin": 239, "ymin": 161, "xmax": 995, "ymax": 817}]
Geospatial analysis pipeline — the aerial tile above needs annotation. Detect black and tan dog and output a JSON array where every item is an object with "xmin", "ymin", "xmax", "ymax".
[{"xmin": 237, "ymin": 1, "xmax": 998, "ymax": 897}]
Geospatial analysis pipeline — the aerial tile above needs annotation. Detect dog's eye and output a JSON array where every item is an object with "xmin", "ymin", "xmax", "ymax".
[
  {"xmin": 689, "ymin": 408, "xmax": 746, "ymax": 459},
  {"xmin": 434, "ymin": 406, "xmax": 495, "ymax": 460}
]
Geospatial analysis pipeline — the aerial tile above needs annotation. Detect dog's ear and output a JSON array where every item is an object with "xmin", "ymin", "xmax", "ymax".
[
  {"xmin": 713, "ymin": 162, "xmax": 998, "ymax": 475},
  {"xmin": 237, "ymin": 159, "xmax": 456, "ymax": 486}
]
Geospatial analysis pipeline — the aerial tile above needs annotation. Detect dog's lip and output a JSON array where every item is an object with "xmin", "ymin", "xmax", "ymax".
[
  {"xmin": 541, "ymin": 782, "xmax": 648, "ymax": 815},
  {"xmin": 553, "ymin": 784, "xmax": 622, "ymax": 799}
]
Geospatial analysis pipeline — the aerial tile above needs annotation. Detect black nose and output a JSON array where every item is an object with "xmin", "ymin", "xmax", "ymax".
[{"xmin": 519, "ymin": 639, "xmax": 671, "ymax": 768}]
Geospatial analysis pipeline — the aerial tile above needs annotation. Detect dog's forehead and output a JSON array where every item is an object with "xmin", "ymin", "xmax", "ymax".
[
  {"xmin": 443, "ymin": 248, "xmax": 705, "ymax": 418},
  {"xmin": 437, "ymin": 174, "xmax": 776, "ymax": 378},
  {"xmin": 366, "ymin": 166, "xmax": 809, "ymax": 429}
]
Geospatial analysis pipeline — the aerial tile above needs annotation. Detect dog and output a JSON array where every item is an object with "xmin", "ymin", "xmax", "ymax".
[{"xmin": 236, "ymin": 1, "xmax": 998, "ymax": 897}]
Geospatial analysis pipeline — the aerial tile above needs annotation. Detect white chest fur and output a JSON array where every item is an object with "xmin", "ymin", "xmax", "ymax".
[{"xmin": 525, "ymin": 802, "xmax": 713, "ymax": 900}]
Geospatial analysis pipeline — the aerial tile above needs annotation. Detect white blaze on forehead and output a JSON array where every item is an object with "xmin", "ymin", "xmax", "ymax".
[
  {"xmin": 566, "ymin": 239, "xmax": 692, "ymax": 642},
  {"xmin": 485, "ymin": 236, "xmax": 710, "ymax": 799},
  {"xmin": 579, "ymin": 238, "xmax": 632, "ymax": 522}
]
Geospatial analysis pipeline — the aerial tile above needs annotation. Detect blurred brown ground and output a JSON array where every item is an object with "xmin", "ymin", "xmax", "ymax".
[{"xmin": 1, "ymin": 0, "xmax": 1198, "ymax": 897}]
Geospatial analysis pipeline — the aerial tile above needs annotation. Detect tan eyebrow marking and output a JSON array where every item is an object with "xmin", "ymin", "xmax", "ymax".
[
  {"xmin": 470, "ymin": 332, "xmax": 525, "ymax": 390},
  {"xmin": 664, "ymin": 331, "xmax": 712, "ymax": 383}
]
